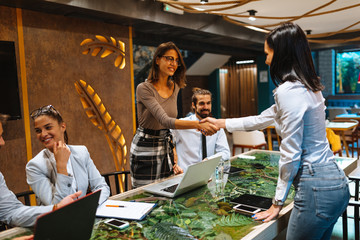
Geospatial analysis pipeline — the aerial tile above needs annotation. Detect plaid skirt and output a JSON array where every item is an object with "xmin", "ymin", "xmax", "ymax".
[{"xmin": 130, "ymin": 127, "xmax": 175, "ymax": 188}]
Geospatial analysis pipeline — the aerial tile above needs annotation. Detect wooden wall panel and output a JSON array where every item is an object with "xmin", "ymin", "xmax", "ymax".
[
  {"xmin": 0, "ymin": 6, "xmax": 28, "ymax": 193},
  {"xmin": 0, "ymin": 6, "xmax": 133, "ymax": 194}
]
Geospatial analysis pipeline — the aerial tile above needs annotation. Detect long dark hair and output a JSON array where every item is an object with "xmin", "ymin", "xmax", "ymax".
[
  {"xmin": 147, "ymin": 42, "xmax": 187, "ymax": 88},
  {"xmin": 266, "ymin": 22, "xmax": 323, "ymax": 92}
]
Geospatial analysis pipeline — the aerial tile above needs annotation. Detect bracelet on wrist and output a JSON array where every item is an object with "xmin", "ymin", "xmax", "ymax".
[
  {"xmin": 52, "ymin": 204, "xmax": 58, "ymax": 211},
  {"xmin": 272, "ymin": 198, "xmax": 284, "ymax": 206}
]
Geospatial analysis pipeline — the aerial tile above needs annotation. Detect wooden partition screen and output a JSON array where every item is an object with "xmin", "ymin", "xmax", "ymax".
[{"xmin": 220, "ymin": 63, "xmax": 258, "ymax": 118}]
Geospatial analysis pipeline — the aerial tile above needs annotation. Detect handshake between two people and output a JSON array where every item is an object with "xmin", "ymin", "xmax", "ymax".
[{"xmin": 197, "ymin": 117, "xmax": 226, "ymax": 136}]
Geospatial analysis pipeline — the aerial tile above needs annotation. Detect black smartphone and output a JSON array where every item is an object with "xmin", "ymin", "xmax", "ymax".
[
  {"xmin": 224, "ymin": 166, "xmax": 245, "ymax": 174},
  {"xmin": 233, "ymin": 204, "xmax": 261, "ymax": 215},
  {"xmin": 230, "ymin": 194, "xmax": 272, "ymax": 210}
]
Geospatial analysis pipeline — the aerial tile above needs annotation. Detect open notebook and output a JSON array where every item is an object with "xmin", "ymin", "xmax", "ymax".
[{"xmin": 96, "ymin": 200, "xmax": 156, "ymax": 220}]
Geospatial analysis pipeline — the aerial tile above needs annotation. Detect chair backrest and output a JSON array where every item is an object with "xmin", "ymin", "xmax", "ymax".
[
  {"xmin": 0, "ymin": 221, "xmax": 10, "ymax": 231},
  {"xmin": 15, "ymin": 190, "xmax": 35, "ymax": 206},
  {"xmin": 232, "ymin": 130, "xmax": 267, "ymax": 146},
  {"xmin": 351, "ymin": 108, "xmax": 360, "ymax": 114},
  {"xmin": 328, "ymin": 108, "xmax": 348, "ymax": 120},
  {"xmin": 102, "ymin": 171, "xmax": 130, "ymax": 196},
  {"xmin": 332, "ymin": 119, "xmax": 359, "ymax": 158}
]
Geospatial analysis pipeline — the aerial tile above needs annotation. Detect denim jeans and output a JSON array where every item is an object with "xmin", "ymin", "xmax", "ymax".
[{"xmin": 286, "ymin": 161, "xmax": 350, "ymax": 240}]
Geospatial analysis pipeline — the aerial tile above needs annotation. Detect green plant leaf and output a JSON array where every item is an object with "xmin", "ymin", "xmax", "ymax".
[
  {"xmin": 215, "ymin": 213, "xmax": 253, "ymax": 227},
  {"xmin": 214, "ymin": 232, "xmax": 233, "ymax": 240},
  {"xmin": 152, "ymin": 222, "xmax": 197, "ymax": 240},
  {"xmin": 198, "ymin": 211, "xmax": 218, "ymax": 220}
]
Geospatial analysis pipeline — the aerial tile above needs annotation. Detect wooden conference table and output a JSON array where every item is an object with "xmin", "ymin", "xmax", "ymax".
[{"xmin": 0, "ymin": 150, "xmax": 357, "ymax": 240}]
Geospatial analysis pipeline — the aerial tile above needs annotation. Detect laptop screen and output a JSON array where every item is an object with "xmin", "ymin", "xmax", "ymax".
[{"xmin": 34, "ymin": 190, "xmax": 101, "ymax": 240}]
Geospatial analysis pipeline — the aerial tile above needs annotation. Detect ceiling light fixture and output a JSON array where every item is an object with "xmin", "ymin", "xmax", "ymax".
[
  {"xmin": 247, "ymin": 10, "xmax": 257, "ymax": 21},
  {"xmin": 236, "ymin": 60, "xmax": 255, "ymax": 65},
  {"xmin": 245, "ymin": 25, "xmax": 269, "ymax": 33},
  {"xmin": 200, "ymin": 0, "xmax": 208, "ymax": 4}
]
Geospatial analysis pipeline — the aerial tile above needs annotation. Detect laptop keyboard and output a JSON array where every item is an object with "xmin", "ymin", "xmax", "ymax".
[{"xmin": 161, "ymin": 184, "xmax": 179, "ymax": 193}]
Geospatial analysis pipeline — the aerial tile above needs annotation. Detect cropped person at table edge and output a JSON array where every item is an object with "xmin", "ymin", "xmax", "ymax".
[
  {"xmin": 171, "ymin": 88, "xmax": 230, "ymax": 172},
  {"xmin": 202, "ymin": 22, "xmax": 349, "ymax": 240},
  {"xmin": 26, "ymin": 105, "xmax": 110, "ymax": 205},
  {"xmin": 0, "ymin": 113, "xmax": 82, "ymax": 228},
  {"xmin": 130, "ymin": 41, "xmax": 218, "ymax": 188}
]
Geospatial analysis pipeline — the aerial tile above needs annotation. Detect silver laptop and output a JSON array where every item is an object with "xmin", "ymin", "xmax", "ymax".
[{"xmin": 143, "ymin": 153, "xmax": 222, "ymax": 198}]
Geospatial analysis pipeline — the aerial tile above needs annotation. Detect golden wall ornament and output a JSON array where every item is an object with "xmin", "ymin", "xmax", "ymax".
[
  {"xmin": 80, "ymin": 35, "xmax": 126, "ymax": 69},
  {"xmin": 75, "ymin": 79, "xmax": 128, "ymax": 192}
]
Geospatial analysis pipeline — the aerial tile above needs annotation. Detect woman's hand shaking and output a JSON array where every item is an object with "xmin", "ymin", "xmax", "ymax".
[
  {"xmin": 198, "ymin": 121, "xmax": 219, "ymax": 136},
  {"xmin": 200, "ymin": 117, "xmax": 226, "ymax": 130}
]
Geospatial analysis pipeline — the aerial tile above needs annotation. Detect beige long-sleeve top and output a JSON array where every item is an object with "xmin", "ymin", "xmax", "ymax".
[{"xmin": 136, "ymin": 81, "xmax": 179, "ymax": 130}]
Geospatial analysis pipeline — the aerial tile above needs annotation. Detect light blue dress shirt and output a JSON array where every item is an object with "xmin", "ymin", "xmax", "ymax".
[
  {"xmin": 0, "ymin": 172, "xmax": 52, "ymax": 227},
  {"xmin": 226, "ymin": 81, "xmax": 334, "ymax": 202},
  {"xmin": 172, "ymin": 114, "xmax": 230, "ymax": 172}
]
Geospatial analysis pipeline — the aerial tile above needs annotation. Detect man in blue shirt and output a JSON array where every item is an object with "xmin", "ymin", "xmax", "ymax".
[
  {"xmin": 0, "ymin": 114, "xmax": 81, "ymax": 228},
  {"xmin": 172, "ymin": 89, "xmax": 230, "ymax": 172}
]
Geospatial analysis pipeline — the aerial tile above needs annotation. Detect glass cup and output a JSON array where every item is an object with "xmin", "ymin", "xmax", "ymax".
[{"xmin": 215, "ymin": 159, "xmax": 230, "ymax": 197}]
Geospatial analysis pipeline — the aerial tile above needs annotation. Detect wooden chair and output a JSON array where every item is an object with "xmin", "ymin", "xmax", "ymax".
[
  {"xmin": 328, "ymin": 108, "xmax": 348, "ymax": 120},
  {"xmin": 232, "ymin": 130, "xmax": 267, "ymax": 156},
  {"xmin": 326, "ymin": 128, "xmax": 342, "ymax": 156},
  {"xmin": 332, "ymin": 119, "xmax": 359, "ymax": 158},
  {"xmin": 350, "ymin": 108, "xmax": 360, "ymax": 114},
  {"xmin": 102, "ymin": 171, "xmax": 130, "ymax": 196},
  {"xmin": 0, "ymin": 222, "xmax": 9, "ymax": 231},
  {"xmin": 15, "ymin": 190, "xmax": 35, "ymax": 206},
  {"xmin": 263, "ymin": 127, "xmax": 281, "ymax": 151}
]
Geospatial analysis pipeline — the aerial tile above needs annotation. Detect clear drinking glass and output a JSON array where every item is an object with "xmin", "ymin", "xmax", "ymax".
[{"xmin": 215, "ymin": 159, "xmax": 230, "ymax": 197}]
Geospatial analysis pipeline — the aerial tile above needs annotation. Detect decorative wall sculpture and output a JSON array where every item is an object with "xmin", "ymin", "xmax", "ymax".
[
  {"xmin": 75, "ymin": 79, "xmax": 128, "ymax": 192},
  {"xmin": 81, "ymin": 35, "xmax": 126, "ymax": 69},
  {"xmin": 76, "ymin": 35, "xmax": 128, "ymax": 192}
]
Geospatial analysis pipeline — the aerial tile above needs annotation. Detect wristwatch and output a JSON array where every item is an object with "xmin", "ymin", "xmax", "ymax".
[{"xmin": 272, "ymin": 198, "xmax": 284, "ymax": 206}]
